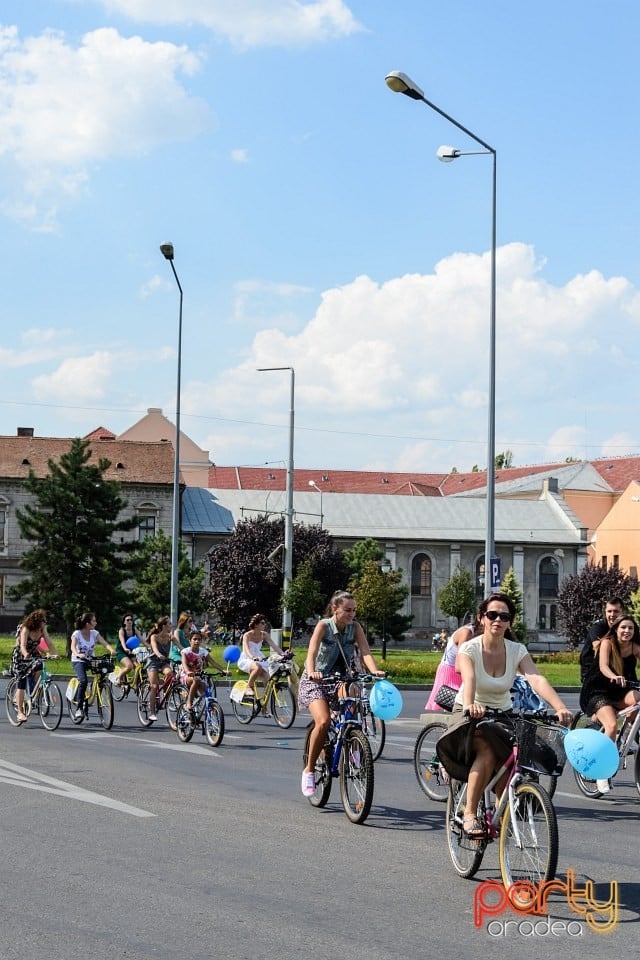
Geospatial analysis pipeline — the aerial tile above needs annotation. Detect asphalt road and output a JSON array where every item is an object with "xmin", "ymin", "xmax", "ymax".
[{"xmin": 0, "ymin": 686, "xmax": 638, "ymax": 960}]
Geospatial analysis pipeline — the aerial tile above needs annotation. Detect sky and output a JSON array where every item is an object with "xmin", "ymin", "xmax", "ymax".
[{"xmin": 1, "ymin": 1, "xmax": 639, "ymax": 475}]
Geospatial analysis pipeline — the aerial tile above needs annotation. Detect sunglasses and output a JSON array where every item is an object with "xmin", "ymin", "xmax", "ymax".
[{"xmin": 485, "ymin": 610, "xmax": 511, "ymax": 623}]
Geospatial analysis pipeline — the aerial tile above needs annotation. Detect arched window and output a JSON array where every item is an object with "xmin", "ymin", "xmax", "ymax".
[
  {"xmin": 135, "ymin": 500, "xmax": 160, "ymax": 542},
  {"xmin": 411, "ymin": 554, "xmax": 432, "ymax": 597},
  {"xmin": 538, "ymin": 556, "xmax": 560, "ymax": 631}
]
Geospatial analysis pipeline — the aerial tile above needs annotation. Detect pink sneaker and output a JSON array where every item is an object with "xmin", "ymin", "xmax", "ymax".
[{"xmin": 301, "ymin": 771, "xmax": 316, "ymax": 797}]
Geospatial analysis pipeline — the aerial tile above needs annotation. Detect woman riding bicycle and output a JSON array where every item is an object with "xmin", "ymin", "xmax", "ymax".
[
  {"xmin": 70, "ymin": 612, "xmax": 116, "ymax": 721},
  {"xmin": 147, "ymin": 616, "xmax": 174, "ymax": 722},
  {"xmin": 298, "ymin": 591, "xmax": 384, "ymax": 798},
  {"xmin": 437, "ymin": 593, "xmax": 571, "ymax": 839},
  {"xmin": 11, "ymin": 609, "xmax": 59, "ymax": 723},
  {"xmin": 113, "ymin": 613, "xmax": 144, "ymax": 688},
  {"xmin": 579, "ymin": 613, "xmax": 640, "ymax": 793},
  {"xmin": 237, "ymin": 614, "xmax": 285, "ymax": 699}
]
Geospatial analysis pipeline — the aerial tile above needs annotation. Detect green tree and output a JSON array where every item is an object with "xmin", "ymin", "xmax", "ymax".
[
  {"xmin": 439, "ymin": 566, "xmax": 476, "ymax": 626},
  {"xmin": 348, "ymin": 559, "xmax": 411, "ymax": 647},
  {"xmin": 9, "ymin": 437, "xmax": 138, "ymax": 647},
  {"xmin": 499, "ymin": 566, "xmax": 527, "ymax": 643},
  {"xmin": 495, "ymin": 450, "xmax": 514, "ymax": 469},
  {"xmin": 557, "ymin": 563, "xmax": 637, "ymax": 649},
  {"xmin": 205, "ymin": 516, "xmax": 347, "ymax": 629},
  {"xmin": 129, "ymin": 529, "xmax": 204, "ymax": 630},
  {"xmin": 282, "ymin": 556, "xmax": 324, "ymax": 625},
  {"xmin": 343, "ymin": 538, "xmax": 383, "ymax": 580}
]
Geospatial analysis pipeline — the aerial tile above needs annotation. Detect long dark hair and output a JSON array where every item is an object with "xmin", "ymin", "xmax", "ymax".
[{"xmin": 598, "ymin": 615, "xmax": 640, "ymax": 675}]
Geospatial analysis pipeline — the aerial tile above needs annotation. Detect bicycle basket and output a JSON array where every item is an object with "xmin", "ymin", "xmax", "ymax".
[
  {"xmin": 515, "ymin": 718, "xmax": 566, "ymax": 776},
  {"xmin": 134, "ymin": 646, "xmax": 150, "ymax": 663},
  {"xmin": 90, "ymin": 657, "xmax": 114, "ymax": 675}
]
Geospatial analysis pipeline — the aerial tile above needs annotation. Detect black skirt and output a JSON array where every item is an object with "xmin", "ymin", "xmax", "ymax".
[{"xmin": 436, "ymin": 707, "xmax": 514, "ymax": 782}]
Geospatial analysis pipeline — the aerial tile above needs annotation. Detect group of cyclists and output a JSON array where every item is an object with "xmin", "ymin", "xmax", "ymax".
[{"xmin": 7, "ymin": 592, "xmax": 640, "ymax": 809}]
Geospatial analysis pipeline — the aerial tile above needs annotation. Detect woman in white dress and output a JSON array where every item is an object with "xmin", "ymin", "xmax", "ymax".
[{"xmin": 237, "ymin": 614, "xmax": 284, "ymax": 698}]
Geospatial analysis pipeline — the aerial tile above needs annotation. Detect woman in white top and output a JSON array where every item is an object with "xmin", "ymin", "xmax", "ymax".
[
  {"xmin": 237, "ymin": 614, "xmax": 284, "ymax": 698},
  {"xmin": 436, "ymin": 593, "xmax": 571, "ymax": 839},
  {"xmin": 70, "ymin": 612, "xmax": 115, "ymax": 720}
]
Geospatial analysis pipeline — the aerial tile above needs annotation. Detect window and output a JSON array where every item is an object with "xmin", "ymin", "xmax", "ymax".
[
  {"xmin": 0, "ymin": 575, "xmax": 4, "ymax": 605},
  {"xmin": 601, "ymin": 556, "xmax": 608, "ymax": 571},
  {"xmin": 0, "ymin": 508, "xmax": 5, "ymax": 545},
  {"xmin": 411, "ymin": 554, "xmax": 431, "ymax": 597},
  {"xmin": 138, "ymin": 515, "xmax": 156, "ymax": 541},
  {"xmin": 613, "ymin": 555, "xmax": 619, "ymax": 569},
  {"xmin": 538, "ymin": 556, "xmax": 560, "ymax": 631}
]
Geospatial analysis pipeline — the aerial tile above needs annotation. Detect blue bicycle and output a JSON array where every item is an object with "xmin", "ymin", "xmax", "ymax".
[
  {"xmin": 302, "ymin": 674, "xmax": 376, "ymax": 824},
  {"xmin": 176, "ymin": 672, "xmax": 225, "ymax": 747}
]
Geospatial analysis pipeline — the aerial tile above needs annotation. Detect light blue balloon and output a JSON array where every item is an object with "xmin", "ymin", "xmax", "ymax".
[
  {"xmin": 564, "ymin": 728, "xmax": 619, "ymax": 780},
  {"xmin": 369, "ymin": 679, "xmax": 403, "ymax": 720},
  {"xmin": 223, "ymin": 644, "xmax": 241, "ymax": 664}
]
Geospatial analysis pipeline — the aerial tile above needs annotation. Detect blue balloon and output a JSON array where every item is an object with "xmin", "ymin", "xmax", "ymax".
[
  {"xmin": 369, "ymin": 679, "xmax": 403, "ymax": 720},
  {"xmin": 223, "ymin": 644, "xmax": 241, "ymax": 664},
  {"xmin": 125, "ymin": 636, "xmax": 141, "ymax": 651},
  {"xmin": 564, "ymin": 728, "xmax": 619, "ymax": 780}
]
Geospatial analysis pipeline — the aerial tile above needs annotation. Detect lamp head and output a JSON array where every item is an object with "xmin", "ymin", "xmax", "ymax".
[
  {"xmin": 437, "ymin": 145, "xmax": 460, "ymax": 163},
  {"xmin": 385, "ymin": 71, "xmax": 424, "ymax": 100},
  {"xmin": 160, "ymin": 242, "xmax": 174, "ymax": 261}
]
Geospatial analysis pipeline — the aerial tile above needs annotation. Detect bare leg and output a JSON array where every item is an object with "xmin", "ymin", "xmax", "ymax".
[
  {"xmin": 464, "ymin": 734, "xmax": 497, "ymax": 822},
  {"xmin": 304, "ymin": 698, "xmax": 331, "ymax": 774}
]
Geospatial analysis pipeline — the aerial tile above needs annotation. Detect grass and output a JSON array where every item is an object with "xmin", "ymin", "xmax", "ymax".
[{"xmin": 0, "ymin": 636, "xmax": 582, "ymax": 687}]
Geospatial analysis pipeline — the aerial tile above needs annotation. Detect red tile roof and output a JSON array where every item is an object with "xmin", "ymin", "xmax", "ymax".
[
  {"xmin": 84, "ymin": 426, "xmax": 116, "ymax": 441},
  {"xmin": 208, "ymin": 465, "xmax": 448, "ymax": 495},
  {"xmin": 0, "ymin": 436, "xmax": 175, "ymax": 484}
]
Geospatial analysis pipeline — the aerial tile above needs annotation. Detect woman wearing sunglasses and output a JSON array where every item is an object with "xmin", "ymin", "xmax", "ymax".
[{"xmin": 437, "ymin": 592, "xmax": 571, "ymax": 839}]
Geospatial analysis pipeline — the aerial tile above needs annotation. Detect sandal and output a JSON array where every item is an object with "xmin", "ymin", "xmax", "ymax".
[{"xmin": 462, "ymin": 816, "xmax": 486, "ymax": 839}]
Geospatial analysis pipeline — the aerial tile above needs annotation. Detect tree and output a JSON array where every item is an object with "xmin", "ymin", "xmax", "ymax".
[
  {"xmin": 343, "ymin": 538, "xmax": 383, "ymax": 580},
  {"xmin": 205, "ymin": 516, "xmax": 347, "ymax": 629},
  {"xmin": 348, "ymin": 559, "xmax": 411, "ymax": 644},
  {"xmin": 557, "ymin": 563, "xmax": 638, "ymax": 649},
  {"xmin": 499, "ymin": 566, "xmax": 527, "ymax": 643},
  {"xmin": 129, "ymin": 530, "xmax": 205, "ymax": 630},
  {"xmin": 495, "ymin": 450, "xmax": 513, "ymax": 469},
  {"xmin": 282, "ymin": 556, "xmax": 324, "ymax": 625},
  {"xmin": 9, "ymin": 437, "xmax": 138, "ymax": 647},
  {"xmin": 439, "ymin": 566, "xmax": 476, "ymax": 626}
]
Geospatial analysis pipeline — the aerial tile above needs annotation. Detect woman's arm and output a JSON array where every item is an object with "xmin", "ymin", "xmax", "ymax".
[
  {"xmin": 597, "ymin": 638, "xmax": 625, "ymax": 685},
  {"xmin": 41, "ymin": 626, "xmax": 59, "ymax": 658},
  {"xmin": 456, "ymin": 649, "xmax": 481, "ymax": 715},
  {"xmin": 305, "ymin": 623, "xmax": 325, "ymax": 679},
  {"xmin": 19, "ymin": 627, "xmax": 31, "ymax": 659},
  {"xmin": 353, "ymin": 622, "xmax": 384, "ymax": 676},
  {"xmin": 96, "ymin": 632, "xmax": 116, "ymax": 656},
  {"xmin": 519, "ymin": 653, "xmax": 572, "ymax": 721},
  {"xmin": 70, "ymin": 631, "xmax": 82, "ymax": 659}
]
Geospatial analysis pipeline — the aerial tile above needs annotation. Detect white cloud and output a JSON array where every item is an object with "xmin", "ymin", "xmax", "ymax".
[
  {"xmin": 230, "ymin": 148, "xmax": 249, "ymax": 164},
  {"xmin": 139, "ymin": 274, "xmax": 172, "ymax": 299},
  {"xmin": 0, "ymin": 25, "xmax": 210, "ymax": 225},
  {"xmin": 32, "ymin": 351, "xmax": 114, "ymax": 402},
  {"xmin": 0, "ymin": 328, "xmax": 73, "ymax": 366},
  {"xmin": 601, "ymin": 432, "xmax": 638, "ymax": 458},
  {"xmin": 96, "ymin": 0, "xmax": 363, "ymax": 47}
]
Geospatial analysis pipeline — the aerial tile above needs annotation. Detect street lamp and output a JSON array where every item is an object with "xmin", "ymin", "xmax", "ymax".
[
  {"xmin": 159, "ymin": 241, "xmax": 183, "ymax": 625},
  {"xmin": 258, "ymin": 366, "xmax": 295, "ymax": 647},
  {"xmin": 380, "ymin": 557, "xmax": 392, "ymax": 660},
  {"xmin": 308, "ymin": 480, "xmax": 324, "ymax": 528},
  {"xmin": 385, "ymin": 70, "xmax": 497, "ymax": 596}
]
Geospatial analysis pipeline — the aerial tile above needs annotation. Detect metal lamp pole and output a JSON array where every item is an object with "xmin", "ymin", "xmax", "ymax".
[
  {"xmin": 308, "ymin": 480, "xmax": 324, "ymax": 528},
  {"xmin": 385, "ymin": 71, "xmax": 497, "ymax": 595},
  {"xmin": 160, "ymin": 242, "xmax": 183, "ymax": 625},
  {"xmin": 258, "ymin": 366, "xmax": 295, "ymax": 646}
]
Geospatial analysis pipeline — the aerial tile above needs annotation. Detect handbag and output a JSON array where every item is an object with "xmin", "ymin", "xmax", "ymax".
[{"xmin": 434, "ymin": 683, "xmax": 458, "ymax": 712}]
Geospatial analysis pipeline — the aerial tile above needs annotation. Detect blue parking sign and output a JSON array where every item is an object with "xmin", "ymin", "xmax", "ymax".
[{"xmin": 490, "ymin": 557, "xmax": 501, "ymax": 589}]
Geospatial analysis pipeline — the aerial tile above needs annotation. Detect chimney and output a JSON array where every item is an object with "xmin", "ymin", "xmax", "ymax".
[
  {"xmin": 543, "ymin": 477, "xmax": 559, "ymax": 494},
  {"xmin": 17, "ymin": 427, "xmax": 34, "ymax": 438}
]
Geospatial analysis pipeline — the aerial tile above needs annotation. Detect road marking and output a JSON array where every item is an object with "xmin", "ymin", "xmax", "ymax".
[
  {"xmin": 54, "ymin": 730, "xmax": 226, "ymax": 757},
  {"xmin": 0, "ymin": 757, "xmax": 155, "ymax": 817}
]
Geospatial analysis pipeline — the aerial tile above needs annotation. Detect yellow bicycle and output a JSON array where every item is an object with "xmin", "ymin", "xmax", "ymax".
[
  {"xmin": 230, "ymin": 652, "xmax": 297, "ymax": 729},
  {"xmin": 66, "ymin": 656, "xmax": 114, "ymax": 730}
]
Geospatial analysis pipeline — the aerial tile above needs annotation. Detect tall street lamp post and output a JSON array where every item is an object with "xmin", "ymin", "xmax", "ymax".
[
  {"xmin": 160, "ymin": 242, "xmax": 183, "ymax": 625},
  {"xmin": 258, "ymin": 366, "xmax": 295, "ymax": 647},
  {"xmin": 308, "ymin": 480, "xmax": 324, "ymax": 528},
  {"xmin": 385, "ymin": 70, "xmax": 497, "ymax": 596},
  {"xmin": 380, "ymin": 557, "xmax": 392, "ymax": 660}
]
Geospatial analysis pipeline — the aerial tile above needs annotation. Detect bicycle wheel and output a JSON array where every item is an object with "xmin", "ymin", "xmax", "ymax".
[
  {"xmin": 499, "ymin": 780, "xmax": 558, "ymax": 902},
  {"xmin": 445, "ymin": 780, "xmax": 487, "ymax": 878},
  {"xmin": 302, "ymin": 721, "xmax": 333, "ymax": 807},
  {"xmin": 339, "ymin": 727, "xmax": 374, "ymax": 824},
  {"xmin": 40, "ymin": 682, "xmax": 62, "ymax": 731},
  {"xmin": 362, "ymin": 709, "xmax": 386, "ymax": 761},
  {"xmin": 270, "ymin": 682, "xmax": 296, "ymax": 729},
  {"xmin": 5, "ymin": 679, "xmax": 21, "ymax": 726},
  {"xmin": 413, "ymin": 722, "xmax": 449, "ymax": 801},
  {"xmin": 634, "ymin": 747, "xmax": 640, "ymax": 798},
  {"xmin": 97, "ymin": 682, "xmax": 114, "ymax": 730},
  {"xmin": 570, "ymin": 717, "xmax": 607, "ymax": 798},
  {"xmin": 204, "ymin": 700, "xmax": 225, "ymax": 747},
  {"xmin": 231, "ymin": 681, "xmax": 257, "ymax": 725},
  {"xmin": 110, "ymin": 674, "xmax": 128, "ymax": 702},
  {"xmin": 166, "ymin": 684, "xmax": 188, "ymax": 732},
  {"xmin": 176, "ymin": 704, "xmax": 195, "ymax": 742}
]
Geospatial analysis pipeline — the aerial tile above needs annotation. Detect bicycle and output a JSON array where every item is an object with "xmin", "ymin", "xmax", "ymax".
[
  {"xmin": 360, "ymin": 676, "xmax": 386, "ymax": 761},
  {"xmin": 445, "ymin": 710, "xmax": 566, "ymax": 903},
  {"xmin": 302, "ymin": 674, "xmax": 376, "ymax": 824},
  {"xmin": 66, "ymin": 656, "xmax": 115, "ymax": 730},
  {"xmin": 570, "ymin": 679, "xmax": 640, "ymax": 798},
  {"xmin": 229, "ymin": 651, "xmax": 297, "ymax": 729},
  {"xmin": 109, "ymin": 645, "xmax": 149, "ymax": 702},
  {"xmin": 5, "ymin": 659, "xmax": 63, "ymax": 731},
  {"xmin": 136, "ymin": 664, "xmax": 187, "ymax": 730},
  {"xmin": 176, "ymin": 672, "xmax": 225, "ymax": 747},
  {"xmin": 414, "ymin": 719, "xmax": 451, "ymax": 801}
]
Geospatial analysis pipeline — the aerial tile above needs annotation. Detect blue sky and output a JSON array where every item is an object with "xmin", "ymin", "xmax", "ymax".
[{"xmin": 1, "ymin": 1, "xmax": 639, "ymax": 474}]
